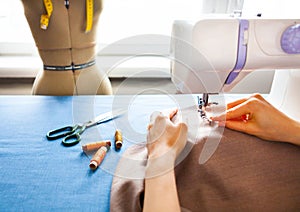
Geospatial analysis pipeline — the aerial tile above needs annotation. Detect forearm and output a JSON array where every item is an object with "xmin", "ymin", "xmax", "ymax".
[
  {"xmin": 143, "ymin": 169, "xmax": 180, "ymax": 212},
  {"xmin": 143, "ymin": 156, "xmax": 181, "ymax": 212}
]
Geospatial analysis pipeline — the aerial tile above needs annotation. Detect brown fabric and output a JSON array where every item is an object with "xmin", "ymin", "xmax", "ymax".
[
  {"xmin": 110, "ymin": 145, "xmax": 147, "ymax": 211},
  {"xmin": 21, "ymin": 0, "xmax": 112, "ymax": 95},
  {"xmin": 110, "ymin": 127, "xmax": 300, "ymax": 211}
]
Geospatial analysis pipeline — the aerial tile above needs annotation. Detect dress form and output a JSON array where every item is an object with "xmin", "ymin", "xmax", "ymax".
[{"xmin": 21, "ymin": 0, "xmax": 112, "ymax": 95}]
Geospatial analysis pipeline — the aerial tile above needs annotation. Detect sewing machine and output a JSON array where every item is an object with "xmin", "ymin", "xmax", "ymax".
[{"xmin": 170, "ymin": 18, "xmax": 300, "ymax": 120}]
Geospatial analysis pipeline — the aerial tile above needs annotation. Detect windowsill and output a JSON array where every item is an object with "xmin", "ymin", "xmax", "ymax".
[
  {"xmin": 0, "ymin": 56, "xmax": 41, "ymax": 78},
  {"xmin": 0, "ymin": 55, "xmax": 274, "ymax": 94}
]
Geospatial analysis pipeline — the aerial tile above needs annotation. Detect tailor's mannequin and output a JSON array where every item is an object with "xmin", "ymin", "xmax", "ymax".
[{"xmin": 21, "ymin": 0, "xmax": 112, "ymax": 95}]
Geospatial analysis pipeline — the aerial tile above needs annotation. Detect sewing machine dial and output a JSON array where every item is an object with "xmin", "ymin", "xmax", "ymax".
[{"xmin": 281, "ymin": 24, "xmax": 300, "ymax": 54}]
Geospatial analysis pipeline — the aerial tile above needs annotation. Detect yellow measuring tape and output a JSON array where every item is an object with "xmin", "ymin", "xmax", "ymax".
[
  {"xmin": 85, "ymin": 0, "xmax": 94, "ymax": 33},
  {"xmin": 40, "ymin": 0, "xmax": 94, "ymax": 33},
  {"xmin": 40, "ymin": 0, "xmax": 53, "ymax": 30}
]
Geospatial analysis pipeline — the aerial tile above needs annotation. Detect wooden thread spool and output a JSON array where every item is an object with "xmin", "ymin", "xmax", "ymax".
[
  {"xmin": 89, "ymin": 145, "xmax": 109, "ymax": 170},
  {"xmin": 82, "ymin": 140, "xmax": 111, "ymax": 152},
  {"xmin": 114, "ymin": 129, "xmax": 123, "ymax": 150}
]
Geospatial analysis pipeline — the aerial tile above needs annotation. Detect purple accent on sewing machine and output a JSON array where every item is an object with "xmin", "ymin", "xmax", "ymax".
[
  {"xmin": 225, "ymin": 19, "xmax": 249, "ymax": 84},
  {"xmin": 281, "ymin": 24, "xmax": 300, "ymax": 54}
]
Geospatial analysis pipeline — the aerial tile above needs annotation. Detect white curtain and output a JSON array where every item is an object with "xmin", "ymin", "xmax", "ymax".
[
  {"xmin": 201, "ymin": 0, "xmax": 244, "ymax": 14},
  {"xmin": 242, "ymin": 0, "xmax": 300, "ymax": 18}
]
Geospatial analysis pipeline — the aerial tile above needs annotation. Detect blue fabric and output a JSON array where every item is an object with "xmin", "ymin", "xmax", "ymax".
[
  {"xmin": 0, "ymin": 96, "xmax": 112, "ymax": 211},
  {"xmin": 0, "ymin": 95, "xmax": 184, "ymax": 211}
]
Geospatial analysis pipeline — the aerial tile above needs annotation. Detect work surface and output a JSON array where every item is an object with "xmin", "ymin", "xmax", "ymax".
[
  {"xmin": 0, "ymin": 94, "xmax": 299, "ymax": 211},
  {"xmin": 0, "ymin": 94, "xmax": 207, "ymax": 211}
]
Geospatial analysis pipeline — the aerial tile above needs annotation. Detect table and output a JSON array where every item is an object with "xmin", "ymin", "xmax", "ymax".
[
  {"xmin": 0, "ymin": 94, "xmax": 202, "ymax": 211},
  {"xmin": 2, "ymin": 94, "xmax": 299, "ymax": 211}
]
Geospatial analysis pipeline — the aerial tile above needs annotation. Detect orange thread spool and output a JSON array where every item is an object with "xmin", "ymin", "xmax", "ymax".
[
  {"xmin": 89, "ymin": 145, "xmax": 109, "ymax": 170},
  {"xmin": 114, "ymin": 129, "xmax": 123, "ymax": 150},
  {"xmin": 82, "ymin": 140, "xmax": 111, "ymax": 152}
]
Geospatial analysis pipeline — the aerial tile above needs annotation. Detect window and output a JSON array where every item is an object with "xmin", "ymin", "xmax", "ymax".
[
  {"xmin": 0, "ymin": 1, "xmax": 36, "ymax": 55},
  {"xmin": 0, "ymin": 0, "xmax": 244, "ymax": 77},
  {"xmin": 242, "ymin": 0, "xmax": 300, "ymax": 18},
  {"xmin": 0, "ymin": 0, "xmax": 208, "ymax": 55}
]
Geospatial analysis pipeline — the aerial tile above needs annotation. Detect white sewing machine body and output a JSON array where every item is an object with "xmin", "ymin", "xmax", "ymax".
[{"xmin": 171, "ymin": 18, "xmax": 300, "ymax": 120}]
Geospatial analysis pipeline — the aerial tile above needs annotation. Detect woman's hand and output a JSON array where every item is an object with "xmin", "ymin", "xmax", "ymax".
[
  {"xmin": 147, "ymin": 108, "xmax": 188, "ymax": 162},
  {"xmin": 143, "ymin": 108, "xmax": 187, "ymax": 212},
  {"xmin": 211, "ymin": 93, "xmax": 300, "ymax": 145},
  {"xmin": 146, "ymin": 108, "xmax": 188, "ymax": 178}
]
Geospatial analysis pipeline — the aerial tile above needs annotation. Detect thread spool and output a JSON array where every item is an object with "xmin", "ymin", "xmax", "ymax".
[
  {"xmin": 89, "ymin": 145, "xmax": 110, "ymax": 170},
  {"xmin": 114, "ymin": 129, "xmax": 123, "ymax": 150},
  {"xmin": 82, "ymin": 140, "xmax": 111, "ymax": 152}
]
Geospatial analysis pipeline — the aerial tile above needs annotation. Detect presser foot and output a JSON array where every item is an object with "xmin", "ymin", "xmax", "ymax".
[{"xmin": 197, "ymin": 94, "xmax": 218, "ymax": 125}]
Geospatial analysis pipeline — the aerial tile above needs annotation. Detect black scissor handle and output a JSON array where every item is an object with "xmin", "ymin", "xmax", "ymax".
[
  {"xmin": 62, "ymin": 133, "xmax": 81, "ymax": 146},
  {"xmin": 46, "ymin": 125, "xmax": 78, "ymax": 140},
  {"xmin": 61, "ymin": 125, "xmax": 86, "ymax": 146}
]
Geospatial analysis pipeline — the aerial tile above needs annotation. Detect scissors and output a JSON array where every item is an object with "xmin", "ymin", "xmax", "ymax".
[{"xmin": 46, "ymin": 109, "xmax": 125, "ymax": 146}]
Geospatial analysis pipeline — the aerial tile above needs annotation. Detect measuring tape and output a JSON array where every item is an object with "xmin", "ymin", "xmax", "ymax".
[
  {"xmin": 85, "ymin": 0, "xmax": 94, "ymax": 33},
  {"xmin": 40, "ymin": 0, "xmax": 53, "ymax": 30},
  {"xmin": 40, "ymin": 0, "xmax": 94, "ymax": 33}
]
